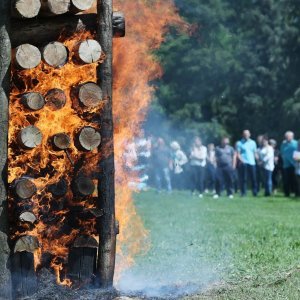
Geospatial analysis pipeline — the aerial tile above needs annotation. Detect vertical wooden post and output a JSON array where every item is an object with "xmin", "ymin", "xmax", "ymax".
[
  {"xmin": 0, "ymin": 1, "xmax": 12, "ymax": 298},
  {"xmin": 96, "ymin": 0, "xmax": 116, "ymax": 288}
]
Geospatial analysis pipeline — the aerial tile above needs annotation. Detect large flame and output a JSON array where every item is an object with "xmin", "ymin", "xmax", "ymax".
[{"xmin": 8, "ymin": 0, "xmax": 183, "ymax": 286}]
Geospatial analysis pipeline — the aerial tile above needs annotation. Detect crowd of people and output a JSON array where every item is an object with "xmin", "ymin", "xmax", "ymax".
[{"xmin": 124, "ymin": 130, "xmax": 300, "ymax": 198}]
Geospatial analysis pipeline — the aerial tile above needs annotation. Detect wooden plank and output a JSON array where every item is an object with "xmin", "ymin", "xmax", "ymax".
[
  {"xmin": 96, "ymin": 0, "xmax": 116, "ymax": 288},
  {"xmin": 11, "ymin": 251, "xmax": 37, "ymax": 299},
  {"xmin": 0, "ymin": 1, "xmax": 12, "ymax": 298}
]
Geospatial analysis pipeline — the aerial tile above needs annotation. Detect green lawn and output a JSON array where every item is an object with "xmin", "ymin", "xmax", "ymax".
[{"xmin": 121, "ymin": 191, "xmax": 300, "ymax": 299}]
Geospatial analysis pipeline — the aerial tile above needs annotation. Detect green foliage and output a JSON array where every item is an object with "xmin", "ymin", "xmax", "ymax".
[{"xmin": 154, "ymin": 0, "xmax": 300, "ymax": 141}]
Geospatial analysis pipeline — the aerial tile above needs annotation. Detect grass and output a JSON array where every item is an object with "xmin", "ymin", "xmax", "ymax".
[{"xmin": 125, "ymin": 190, "xmax": 300, "ymax": 299}]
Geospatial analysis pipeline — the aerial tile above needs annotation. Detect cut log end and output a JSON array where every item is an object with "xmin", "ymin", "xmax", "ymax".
[
  {"xmin": 53, "ymin": 133, "xmax": 71, "ymax": 150},
  {"xmin": 14, "ymin": 236, "xmax": 39, "ymax": 253},
  {"xmin": 13, "ymin": 0, "xmax": 41, "ymax": 18},
  {"xmin": 78, "ymin": 82, "xmax": 103, "ymax": 108},
  {"xmin": 41, "ymin": 0, "xmax": 71, "ymax": 15},
  {"xmin": 22, "ymin": 92, "xmax": 45, "ymax": 111},
  {"xmin": 113, "ymin": 11, "xmax": 126, "ymax": 38},
  {"xmin": 79, "ymin": 127, "xmax": 101, "ymax": 151},
  {"xmin": 18, "ymin": 125, "xmax": 43, "ymax": 149},
  {"xmin": 73, "ymin": 235, "xmax": 98, "ymax": 248},
  {"xmin": 14, "ymin": 44, "xmax": 41, "ymax": 69},
  {"xmin": 43, "ymin": 41, "xmax": 68, "ymax": 68},
  {"xmin": 15, "ymin": 179, "xmax": 37, "ymax": 199},
  {"xmin": 77, "ymin": 39, "xmax": 102, "ymax": 64},
  {"xmin": 71, "ymin": 0, "xmax": 94, "ymax": 12},
  {"xmin": 73, "ymin": 177, "xmax": 95, "ymax": 196},
  {"xmin": 19, "ymin": 211, "xmax": 37, "ymax": 224},
  {"xmin": 45, "ymin": 88, "xmax": 66, "ymax": 110},
  {"xmin": 48, "ymin": 178, "xmax": 68, "ymax": 197}
]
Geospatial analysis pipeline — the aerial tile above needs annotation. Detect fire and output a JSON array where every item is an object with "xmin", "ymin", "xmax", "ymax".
[{"xmin": 8, "ymin": 0, "xmax": 184, "ymax": 286}]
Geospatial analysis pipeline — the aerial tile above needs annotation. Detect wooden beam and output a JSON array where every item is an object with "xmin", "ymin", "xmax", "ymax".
[
  {"xmin": 10, "ymin": 13, "xmax": 125, "ymax": 47},
  {"xmin": 96, "ymin": 0, "xmax": 116, "ymax": 288},
  {"xmin": 0, "ymin": 1, "xmax": 12, "ymax": 298}
]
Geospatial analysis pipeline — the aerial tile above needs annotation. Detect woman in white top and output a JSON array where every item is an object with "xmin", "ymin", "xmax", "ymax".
[
  {"xmin": 259, "ymin": 136, "xmax": 275, "ymax": 196},
  {"xmin": 189, "ymin": 137, "xmax": 207, "ymax": 197}
]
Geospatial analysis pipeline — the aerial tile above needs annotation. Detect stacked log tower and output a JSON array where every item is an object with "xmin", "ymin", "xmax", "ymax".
[{"xmin": 0, "ymin": 1, "xmax": 125, "ymax": 298}]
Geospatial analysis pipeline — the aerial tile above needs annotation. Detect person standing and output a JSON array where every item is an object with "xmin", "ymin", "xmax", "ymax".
[
  {"xmin": 206, "ymin": 143, "xmax": 217, "ymax": 194},
  {"xmin": 280, "ymin": 131, "xmax": 298, "ymax": 197},
  {"xmin": 170, "ymin": 141, "xmax": 188, "ymax": 190},
  {"xmin": 259, "ymin": 136, "xmax": 275, "ymax": 196},
  {"xmin": 236, "ymin": 130, "xmax": 258, "ymax": 196},
  {"xmin": 189, "ymin": 137, "xmax": 207, "ymax": 198},
  {"xmin": 152, "ymin": 138, "xmax": 172, "ymax": 193},
  {"xmin": 293, "ymin": 141, "xmax": 300, "ymax": 197},
  {"xmin": 215, "ymin": 137, "xmax": 236, "ymax": 198}
]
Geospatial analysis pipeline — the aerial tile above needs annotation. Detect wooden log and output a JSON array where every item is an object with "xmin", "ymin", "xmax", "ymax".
[
  {"xmin": 78, "ymin": 126, "xmax": 101, "ymax": 151},
  {"xmin": 12, "ymin": 0, "xmax": 41, "ymax": 19},
  {"xmin": 18, "ymin": 125, "xmax": 43, "ymax": 149},
  {"xmin": 75, "ymin": 40, "xmax": 102, "ymax": 64},
  {"xmin": 45, "ymin": 88, "xmax": 66, "ymax": 110},
  {"xmin": 14, "ymin": 235, "xmax": 39, "ymax": 253},
  {"xmin": 71, "ymin": 0, "xmax": 94, "ymax": 13},
  {"xmin": 10, "ymin": 13, "xmax": 124, "ymax": 47},
  {"xmin": 21, "ymin": 92, "xmax": 45, "ymax": 111},
  {"xmin": 41, "ymin": 0, "xmax": 70, "ymax": 16},
  {"xmin": 112, "ymin": 11, "xmax": 125, "ymax": 38},
  {"xmin": 48, "ymin": 178, "xmax": 68, "ymax": 197},
  {"xmin": 19, "ymin": 211, "xmax": 37, "ymax": 224},
  {"xmin": 68, "ymin": 235, "xmax": 98, "ymax": 284},
  {"xmin": 78, "ymin": 82, "xmax": 103, "ymax": 107},
  {"xmin": 53, "ymin": 133, "xmax": 71, "ymax": 150},
  {"xmin": 15, "ymin": 179, "xmax": 37, "ymax": 199},
  {"xmin": 42, "ymin": 41, "xmax": 68, "ymax": 68},
  {"xmin": 13, "ymin": 44, "xmax": 41, "ymax": 70},
  {"xmin": 96, "ymin": 0, "xmax": 116, "ymax": 288},
  {"xmin": 0, "ymin": 1, "xmax": 12, "ymax": 297},
  {"xmin": 73, "ymin": 176, "xmax": 95, "ymax": 196}
]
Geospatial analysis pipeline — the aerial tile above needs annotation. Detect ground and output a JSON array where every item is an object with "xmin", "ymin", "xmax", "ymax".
[{"xmin": 119, "ymin": 190, "xmax": 300, "ymax": 299}]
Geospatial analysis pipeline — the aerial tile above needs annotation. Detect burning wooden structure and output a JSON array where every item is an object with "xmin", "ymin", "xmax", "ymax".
[{"xmin": 0, "ymin": 0, "xmax": 124, "ymax": 298}]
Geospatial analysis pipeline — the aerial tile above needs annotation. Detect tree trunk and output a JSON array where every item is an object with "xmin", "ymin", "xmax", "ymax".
[
  {"xmin": 42, "ymin": 41, "xmax": 68, "ymax": 68},
  {"xmin": 75, "ymin": 39, "xmax": 102, "ymax": 64},
  {"xmin": 40, "ymin": 0, "xmax": 71, "ymax": 16},
  {"xmin": 15, "ymin": 178, "xmax": 37, "ymax": 200},
  {"xmin": 12, "ymin": 0, "xmax": 41, "ymax": 19},
  {"xmin": 96, "ymin": 0, "xmax": 116, "ymax": 288},
  {"xmin": 13, "ymin": 44, "xmax": 41, "ymax": 69},
  {"xmin": 11, "ymin": 13, "xmax": 124, "ymax": 47},
  {"xmin": 78, "ymin": 126, "xmax": 101, "ymax": 151},
  {"xmin": 78, "ymin": 82, "xmax": 103, "ymax": 107},
  {"xmin": 21, "ymin": 92, "xmax": 45, "ymax": 111},
  {"xmin": 45, "ymin": 88, "xmax": 66, "ymax": 110},
  {"xmin": 18, "ymin": 125, "xmax": 43, "ymax": 149},
  {"xmin": 0, "ymin": 1, "xmax": 12, "ymax": 297}
]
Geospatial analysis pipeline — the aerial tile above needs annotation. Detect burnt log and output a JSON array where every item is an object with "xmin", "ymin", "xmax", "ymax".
[
  {"xmin": 21, "ymin": 92, "xmax": 45, "ymax": 111},
  {"xmin": 13, "ymin": 44, "xmax": 41, "ymax": 70},
  {"xmin": 68, "ymin": 235, "xmax": 98, "ymax": 284},
  {"xmin": 48, "ymin": 178, "xmax": 68, "ymax": 197},
  {"xmin": 12, "ymin": 236, "xmax": 39, "ymax": 299},
  {"xmin": 18, "ymin": 125, "xmax": 43, "ymax": 149},
  {"xmin": 73, "ymin": 177, "xmax": 95, "ymax": 197},
  {"xmin": 12, "ymin": 0, "xmax": 41, "ymax": 19},
  {"xmin": 96, "ymin": 0, "xmax": 116, "ymax": 288},
  {"xmin": 45, "ymin": 88, "xmax": 66, "ymax": 110},
  {"xmin": 75, "ymin": 40, "xmax": 102, "ymax": 64},
  {"xmin": 0, "ymin": 1, "xmax": 12, "ymax": 297},
  {"xmin": 71, "ymin": 0, "xmax": 94, "ymax": 13},
  {"xmin": 78, "ymin": 126, "xmax": 101, "ymax": 151},
  {"xmin": 53, "ymin": 133, "xmax": 71, "ymax": 150},
  {"xmin": 78, "ymin": 82, "xmax": 103, "ymax": 107},
  {"xmin": 11, "ymin": 13, "xmax": 125, "ymax": 47},
  {"xmin": 19, "ymin": 211, "xmax": 37, "ymax": 224},
  {"xmin": 41, "ymin": 0, "xmax": 70, "ymax": 16},
  {"xmin": 42, "ymin": 41, "xmax": 68, "ymax": 68},
  {"xmin": 15, "ymin": 178, "xmax": 37, "ymax": 200}
]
